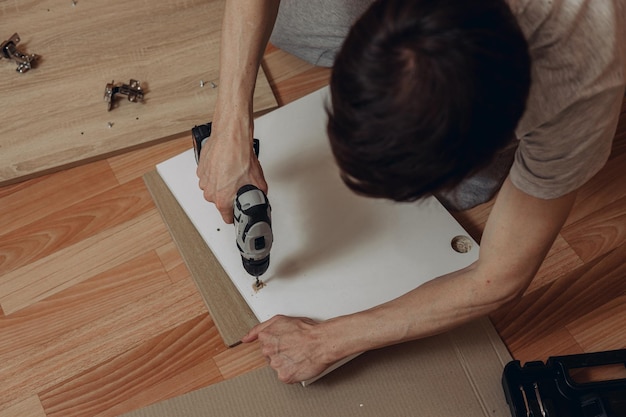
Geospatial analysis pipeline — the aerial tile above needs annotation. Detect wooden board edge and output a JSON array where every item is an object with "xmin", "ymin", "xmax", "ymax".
[
  {"xmin": 0, "ymin": 69, "xmax": 277, "ymax": 188},
  {"xmin": 143, "ymin": 170, "xmax": 259, "ymax": 347}
]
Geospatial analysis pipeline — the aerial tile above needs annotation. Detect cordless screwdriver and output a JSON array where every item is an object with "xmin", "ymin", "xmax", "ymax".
[{"xmin": 192, "ymin": 122, "xmax": 273, "ymax": 287}]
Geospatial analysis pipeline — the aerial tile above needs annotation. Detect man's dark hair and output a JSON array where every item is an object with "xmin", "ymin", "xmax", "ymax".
[{"xmin": 327, "ymin": 0, "xmax": 531, "ymax": 201}]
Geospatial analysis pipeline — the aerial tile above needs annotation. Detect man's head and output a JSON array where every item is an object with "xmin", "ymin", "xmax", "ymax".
[{"xmin": 327, "ymin": 0, "xmax": 530, "ymax": 201}]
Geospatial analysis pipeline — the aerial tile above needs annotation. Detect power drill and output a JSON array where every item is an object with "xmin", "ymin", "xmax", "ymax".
[{"xmin": 192, "ymin": 122, "xmax": 273, "ymax": 287}]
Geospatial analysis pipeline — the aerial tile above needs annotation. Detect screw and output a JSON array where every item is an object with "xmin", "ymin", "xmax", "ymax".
[
  {"xmin": 107, "ymin": 122, "xmax": 114, "ymax": 128},
  {"xmin": 210, "ymin": 81, "xmax": 217, "ymax": 88},
  {"xmin": 72, "ymin": 0, "xmax": 77, "ymax": 6},
  {"xmin": 200, "ymin": 80, "xmax": 205, "ymax": 87}
]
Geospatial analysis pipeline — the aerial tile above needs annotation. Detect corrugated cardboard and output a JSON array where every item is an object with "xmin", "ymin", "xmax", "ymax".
[{"xmin": 122, "ymin": 317, "xmax": 512, "ymax": 417}]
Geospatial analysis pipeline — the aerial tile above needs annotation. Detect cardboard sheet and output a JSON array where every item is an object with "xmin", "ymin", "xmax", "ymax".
[
  {"xmin": 122, "ymin": 318, "xmax": 513, "ymax": 417},
  {"xmin": 0, "ymin": 0, "xmax": 276, "ymax": 185}
]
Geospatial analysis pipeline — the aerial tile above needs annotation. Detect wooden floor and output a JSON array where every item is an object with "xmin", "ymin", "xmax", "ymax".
[{"xmin": 1, "ymin": 44, "xmax": 625, "ymax": 416}]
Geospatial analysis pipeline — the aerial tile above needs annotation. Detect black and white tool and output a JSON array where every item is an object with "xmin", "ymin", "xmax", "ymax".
[{"xmin": 192, "ymin": 122, "xmax": 273, "ymax": 288}]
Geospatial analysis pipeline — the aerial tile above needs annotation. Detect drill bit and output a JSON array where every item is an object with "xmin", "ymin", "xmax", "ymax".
[{"xmin": 254, "ymin": 276, "xmax": 261, "ymax": 288}]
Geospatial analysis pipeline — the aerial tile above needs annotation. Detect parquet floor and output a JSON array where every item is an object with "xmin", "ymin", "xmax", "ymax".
[{"xmin": 1, "ymin": 44, "xmax": 625, "ymax": 416}]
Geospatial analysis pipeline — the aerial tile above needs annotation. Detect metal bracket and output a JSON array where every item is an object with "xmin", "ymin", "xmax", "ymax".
[
  {"xmin": 1, "ymin": 33, "xmax": 38, "ymax": 73},
  {"xmin": 104, "ymin": 79, "xmax": 144, "ymax": 111}
]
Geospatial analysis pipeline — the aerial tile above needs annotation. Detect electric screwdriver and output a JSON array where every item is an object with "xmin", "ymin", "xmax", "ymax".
[{"xmin": 192, "ymin": 122, "xmax": 273, "ymax": 286}]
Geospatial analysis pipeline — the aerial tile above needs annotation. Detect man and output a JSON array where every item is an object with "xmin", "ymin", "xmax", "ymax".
[{"xmin": 197, "ymin": 0, "xmax": 625, "ymax": 383}]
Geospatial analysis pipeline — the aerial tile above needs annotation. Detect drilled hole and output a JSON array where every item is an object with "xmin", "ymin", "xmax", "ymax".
[{"xmin": 451, "ymin": 235, "xmax": 472, "ymax": 253}]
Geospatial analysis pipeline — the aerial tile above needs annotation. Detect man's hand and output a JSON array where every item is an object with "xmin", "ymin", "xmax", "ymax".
[
  {"xmin": 238, "ymin": 178, "xmax": 578, "ymax": 385},
  {"xmin": 196, "ymin": 120, "xmax": 268, "ymax": 223},
  {"xmin": 242, "ymin": 315, "xmax": 333, "ymax": 384}
]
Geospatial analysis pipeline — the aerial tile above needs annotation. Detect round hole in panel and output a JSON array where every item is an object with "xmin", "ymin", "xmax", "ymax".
[{"xmin": 451, "ymin": 235, "xmax": 473, "ymax": 253}]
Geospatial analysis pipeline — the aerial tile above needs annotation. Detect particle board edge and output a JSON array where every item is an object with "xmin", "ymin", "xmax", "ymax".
[{"xmin": 143, "ymin": 170, "xmax": 259, "ymax": 347}]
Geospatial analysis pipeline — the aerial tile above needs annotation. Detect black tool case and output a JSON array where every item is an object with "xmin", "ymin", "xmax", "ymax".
[{"xmin": 502, "ymin": 349, "xmax": 626, "ymax": 417}]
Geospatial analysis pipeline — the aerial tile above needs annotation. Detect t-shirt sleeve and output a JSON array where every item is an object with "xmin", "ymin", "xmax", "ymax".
[
  {"xmin": 510, "ymin": 86, "xmax": 624, "ymax": 199},
  {"xmin": 508, "ymin": 0, "xmax": 625, "ymax": 199}
]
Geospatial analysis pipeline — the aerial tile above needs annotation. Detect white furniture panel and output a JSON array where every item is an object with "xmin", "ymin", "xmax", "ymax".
[{"xmin": 157, "ymin": 87, "xmax": 478, "ymax": 323}]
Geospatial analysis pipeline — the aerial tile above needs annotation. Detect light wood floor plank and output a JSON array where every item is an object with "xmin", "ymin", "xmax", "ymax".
[
  {"xmin": 107, "ymin": 136, "xmax": 191, "ymax": 185},
  {"xmin": 213, "ymin": 340, "xmax": 267, "ymax": 380},
  {"xmin": 525, "ymin": 234, "xmax": 584, "ymax": 294},
  {"xmin": 0, "ymin": 161, "xmax": 118, "ymax": 235},
  {"xmin": 0, "ymin": 278, "xmax": 207, "ymax": 410},
  {"xmin": 491, "ymin": 244, "xmax": 626, "ymax": 355},
  {"xmin": 562, "ymin": 195, "xmax": 626, "ymax": 263},
  {"xmin": 567, "ymin": 295, "xmax": 626, "ymax": 352},
  {"xmin": 155, "ymin": 241, "xmax": 186, "ymax": 275},
  {"xmin": 0, "ymin": 177, "xmax": 47, "ymax": 199},
  {"xmin": 0, "ymin": 210, "xmax": 170, "ymax": 314},
  {"xmin": 40, "ymin": 314, "xmax": 225, "ymax": 417},
  {"xmin": 165, "ymin": 262, "xmax": 193, "ymax": 285},
  {"xmin": 0, "ymin": 177, "xmax": 154, "ymax": 276},
  {"xmin": 507, "ymin": 327, "xmax": 583, "ymax": 364},
  {"xmin": 0, "ymin": 395, "xmax": 46, "ymax": 417},
  {"xmin": 565, "ymin": 152, "xmax": 626, "ymax": 226},
  {"xmin": 0, "ymin": 251, "xmax": 171, "ymax": 361}
]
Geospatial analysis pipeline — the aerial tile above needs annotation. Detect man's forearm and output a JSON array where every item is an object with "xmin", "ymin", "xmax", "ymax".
[
  {"xmin": 216, "ymin": 0, "xmax": 280, "ymax": 118},
  {"xmin": 196, "ymin": 0, "xmax": 279, "ymax": 222},
  {"xmin": 318, "ymin": 263, "xmax": 507, "ymax": 361},
  {"xmin": 319, "ymin": 179, "xmax": 577, "ymax": 364},
  {"xmin": 243, "ymin": 180, "xmax": 576, "ymax": 383}
]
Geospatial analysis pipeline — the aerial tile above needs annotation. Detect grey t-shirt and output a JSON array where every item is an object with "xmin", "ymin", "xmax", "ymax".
[
  {"xmin": 271, "ymin": 0, "xmax": 373, "ymax": 67},
  {"xmin": 271, "ymin": 0, "xmax": 626, "ymax": 200},
  {"xmin": 507, "ymin": 0, "xmax": 625, "ymax": 199}
]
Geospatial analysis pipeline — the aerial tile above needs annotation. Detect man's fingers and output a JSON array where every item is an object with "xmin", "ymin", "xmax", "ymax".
[
  {"xmin": 215, "ymin": 192, "xmax": 235, "ymax": 223},
  {"xmin": 241, "ymin": 332, "xmax": 257, "ymax": 343},
  {"xmin": 219, "ymin": 206, "xmax": 234, "ymax": 224},
  {"xmin": 241, "ymin": 320, "xmax": 271, "ymax": 343},
  {"xmin": 241, "ymin": 323, "xmax": 263, "ymax": 343},
  {"xmin": 198, "ymin": 187, "xmax": 235, "ymax": 224},
  {"xmin": 241, "ymin": 315, "xmax": 284, "ymax": 343}
]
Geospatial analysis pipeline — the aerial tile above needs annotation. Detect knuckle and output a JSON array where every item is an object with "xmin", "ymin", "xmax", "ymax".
[
  {"xmin": 257, "ymin": 331, "xmax": 269, "ymax": 343},
  {"xmin": 277, "ymin": 371, "xmax": 293, "ymax": 384}
]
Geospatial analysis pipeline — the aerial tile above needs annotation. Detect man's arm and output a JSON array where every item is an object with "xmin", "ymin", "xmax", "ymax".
[
  {"xmin": 197, "ymin": 0, "xmax": 280, "ymax": 223},
  {"xmin": 243, "ymin": 177, "xmax": 577, "ymax": 383}
]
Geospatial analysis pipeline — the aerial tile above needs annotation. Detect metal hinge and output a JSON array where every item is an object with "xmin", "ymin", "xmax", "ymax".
[
  {"xmin": 104, "ymin": 79, "xmax": 144, "ymax": 111},
  {"xmin": 1, "ymin": 33, "xmax": 38, "ymax": 73}
]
